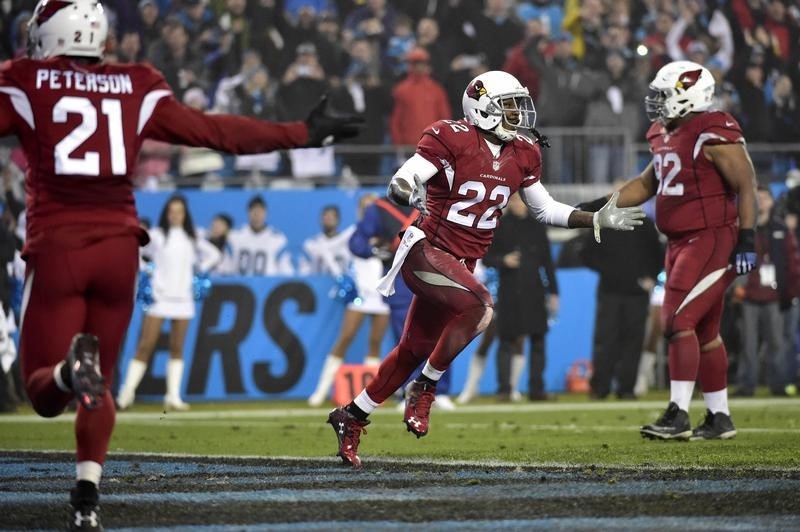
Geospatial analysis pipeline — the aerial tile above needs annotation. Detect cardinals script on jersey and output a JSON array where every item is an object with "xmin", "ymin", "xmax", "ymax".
[{"xmin": 414, "ymin": 119, "xmax": 541, "ymax": 260}]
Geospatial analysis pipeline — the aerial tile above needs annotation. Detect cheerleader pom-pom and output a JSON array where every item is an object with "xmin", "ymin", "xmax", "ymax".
[
  {"xmin": 330, "ymin": 273, "xmax": 357, "ymax": 304},
  {"xmin": 193, "ymin": 272, "xmax": 212, "ymax": 301},
  {"xmin": 136, "ymin": 263, "xmax": 155, "ymax": 310}
]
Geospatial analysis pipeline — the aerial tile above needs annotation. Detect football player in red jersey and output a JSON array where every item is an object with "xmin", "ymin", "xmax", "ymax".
[
  {"xmin": 577, "ymin": 61, "xmax": 758, "ymax": 442},
  {"xmin": 0, "ymin": 1, "xmax": 361, "ymax": 528},
  {"xmin": 327, "ymin": 70, "xmax": 646, "ymax": 467}
]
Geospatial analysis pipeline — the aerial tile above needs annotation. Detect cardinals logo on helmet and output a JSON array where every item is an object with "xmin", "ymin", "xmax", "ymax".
[
  {"xmin": 675, "ymin": 69, "xmax": 702, "ymax": 90},
  {"xmin": 34, "ymin": 0, "xmax": 72, "ymax": 25},
  {"xmin": 466, "ymin": 80, "xmax": 488, "ymax": 101}
]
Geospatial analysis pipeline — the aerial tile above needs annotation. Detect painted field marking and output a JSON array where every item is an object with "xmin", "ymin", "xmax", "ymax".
[{"xmin": 0, "ymin": 397, "xmax": 797, "ymax": 424}]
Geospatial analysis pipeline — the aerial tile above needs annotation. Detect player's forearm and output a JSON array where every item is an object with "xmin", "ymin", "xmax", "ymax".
[
  {"xmin": 567, "ymin": 210, "xmax": 595, "ymax": 228},
  {"xmin": 616, "ymin": 175, "xmax": 655, "ymax": 207},
  {"xmin": 737, "ymin": 183, "xmax": 758, "ymax": 230}
]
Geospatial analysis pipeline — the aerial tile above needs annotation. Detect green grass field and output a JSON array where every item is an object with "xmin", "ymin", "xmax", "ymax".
[{"xmin": 2, "ymin": 392, "xmax": 798, "ymax": 469}]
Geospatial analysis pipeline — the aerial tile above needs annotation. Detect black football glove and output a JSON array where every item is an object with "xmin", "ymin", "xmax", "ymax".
[
  {"xmin": 575, "ymin": 196, "xmax": 610, "ymax": 213},
  {"xmin": 729, "ymin": 228, "xmax": 757, "ymax": 275},
  {"xmin": 304, "ymin": 95, "xmax": 365, "ymax": 147}
]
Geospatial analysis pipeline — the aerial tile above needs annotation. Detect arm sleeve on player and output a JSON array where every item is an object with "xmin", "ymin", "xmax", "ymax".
[
  {"xmin": 520, "ymin": 181, "xmax": 575, "ymax": 227},
  {"xmin": 144, "ymin": 96, "xmax": 309, "ymax": 153},
  {"xmin": 392, "ymin": 153, "xmax": 439, "ymax": 188}
]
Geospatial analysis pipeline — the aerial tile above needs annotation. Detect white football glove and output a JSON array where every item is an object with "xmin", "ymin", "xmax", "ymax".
[
  {"xmin": 592, "ymin": 191, "xmax": 645, "ymax": 243},
  {"xmin": 409, "ymin": 174, "xmax": 429, "ymax": 215}
]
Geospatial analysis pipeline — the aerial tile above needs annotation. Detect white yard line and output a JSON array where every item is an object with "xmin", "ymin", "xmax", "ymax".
[{"xmin": 0, "ymin": 397, "xmax": 797, "ymax": 423}]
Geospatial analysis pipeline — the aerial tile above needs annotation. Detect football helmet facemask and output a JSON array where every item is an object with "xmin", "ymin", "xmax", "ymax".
[
  {"xmin": 645, "ymin": 60, "xmax": 714, "ymax": 124},
  {"xmin": 28, "ymin": 0, "xmax": 108, "ymax": 60},
  {"xmin": 462, "ymin": 70, "xmax": 536, "ymax": 142}
]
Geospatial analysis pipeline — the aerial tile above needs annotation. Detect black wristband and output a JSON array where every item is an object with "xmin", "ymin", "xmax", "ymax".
[
  {"xmin": 737, "ymin": 228, "xmax": 755, "ymax": 249},
  {"xmin": 575, "ymin": 196, "xmax": 608, "ymax": 213}
]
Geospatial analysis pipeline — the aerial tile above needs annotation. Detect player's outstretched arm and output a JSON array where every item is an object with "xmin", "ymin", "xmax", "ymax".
[
  {"xmin": 575, "ymin": 163, "xmax": 658, "ymax": 212},
  {"xmin": 706, "ymin": 142, "xmax": 759, "ymax": 274},
  {"xmin": 144, "ymin": 95, "xmax": 363, "ymax": 153}
]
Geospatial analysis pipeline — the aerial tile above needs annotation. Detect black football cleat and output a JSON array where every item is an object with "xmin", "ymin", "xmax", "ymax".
[
  {"xmin": 67, "ymin": 334, "xmax": 105, "ymax": 410},
  {"xmin": 690, "ymin": 409, "xmax": 737, "ymax": 440},
  {"xmin": 327, "ymin": 407, "xmax": 370, "ymax": 467},
  {"xmin": 640, "ymin": 402, "xmax": 692, "ymax": 440},
  {"xmin": 69, "ymin": 480, "xmax": 102, "ymax": 531}
]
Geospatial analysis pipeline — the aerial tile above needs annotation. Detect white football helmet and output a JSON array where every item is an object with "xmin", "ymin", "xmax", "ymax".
[
  {"xmin": 645, "ymin": 60, "xmax": 714, "ymax": 123},
  {"xmin": 462, "ymin": 70, "xmax": 536, "ymax": 142},
  {"xmin": 28, "ymin": 0, "xmax": 109, "ymax": 60}
]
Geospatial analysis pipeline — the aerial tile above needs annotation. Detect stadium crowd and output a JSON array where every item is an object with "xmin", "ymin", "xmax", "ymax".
[{"xmin": 2, "ymin": 0, "xmax": 799, "ymax": 185}]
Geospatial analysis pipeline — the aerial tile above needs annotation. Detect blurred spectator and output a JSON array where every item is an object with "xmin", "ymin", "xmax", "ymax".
[
  {"xmin": 472, "ymin": 0, "xmax": 524, "ymax": 70},
  {"xmin": 207, "ymin": 213, "xmax": 234, "ymax": 254},
  {"xmin": 483, "ymin": 193, "xmax": 558, "ymax": 401},
  {"xmin": 249, "ymin": 0, "xmax": 293, "ymax": 77},
  {"xmin": 768, "ymin": 73, "xmax": 800, "ymax": 142},
  {"xmin": 227, "ymin": 195, "xmax": 295, "ymax": 275},
  {"xmin": 299, "ymin": 205, "xmax": 354, "ymax": 276},
  {"xmin": 386, "ymin": 14, "xmax": 416, "ymax": 78},
  {"xmin": 502, "ymin": 17, "xmax": 548, "ymax": 99},
  {"xmin": 279, "ymin": 42, "xmax": 328, "ymax": 120},
  {"xmin": 285, "ymin": 0, "xmax": 338, "ymax": 24},
  {"xmin": 389, "ymin": 47, "xmax": 451, "ymax": 145},
  {"xmin": 138, "ymin": 0, "xmax": 163, "ymax": 51},
  {"xmin": 665, "ymin": 0, "xmax": 734, "ymax": 72},
  {"xmin": 530, "ymin": 31, "xmax": 593, "ymax": 182},
  {"xmin": 330, "ymin": 38, "xmax": 392, "ymax": 178},
  {"xmin": 213, "ymin": 0, "xmax": 252, "ymax": 77},
  {"xmin": 580, "ymin": 197, "xmax": 664, "ymax": 400},
  {"xmin": 763, "ymin": 0, "xmax": 795, "ymax": 64},
  {"xmin": 735, "ymin": 59, "xmax": 771, "ymax": 142},
  {"xmin": 117, "ymin": 30, "xmax": 143, "ymax": 63},
  {"xmin": 415, "ymin": 17, "xmax": 450, "ymax": 82},
  {"xmin": 584, "ymin": 51, "xmax": 643, "ymax": 183},
  {"xmin": 177, "ymin": 0, "xmax": 216, "ymax": 42},
  {"xmin": 148, "ymin": 17, "xmax": 204, "ymax": 100},
  {"xmin": 563, "ymin": 0, "xmax": 606, "ymax": 70},
  {"xmin": 734, "ymin": 185, "xmax": 800, "ymax": 397},
  {"xmin": 344, "ymin": 0, "xmax": 398, "ymax": 45},
  {"xmin": 315, "ymin": 13, "xmax": 350, "ymax": 83},
  {"xmin": 516, "ymin": 0, "xmax": 564, "ymax": 38},
  {"xmin": 768, "ymin": 73, "xmax": 800, "ymax": 173}
]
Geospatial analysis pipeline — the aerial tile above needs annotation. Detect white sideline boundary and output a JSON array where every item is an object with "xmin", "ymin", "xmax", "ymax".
[{"xmin": 1, "ymin": 397, "xmax": 797, "ymax": 423}]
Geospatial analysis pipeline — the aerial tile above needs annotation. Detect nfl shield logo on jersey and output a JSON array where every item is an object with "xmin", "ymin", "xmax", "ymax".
[{"xmin": 492, "ymin": 160, "xmax": 500, "ymax": 171}]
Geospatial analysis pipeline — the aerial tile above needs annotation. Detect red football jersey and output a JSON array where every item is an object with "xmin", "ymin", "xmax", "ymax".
[
  {"xmin": 0, "ymin": 56, "xmax": 308, "ymax": 255},
  {"xmin": 415, "ymin": 119, "xmax": 541, "ymax": 260},
  {"xmin": 647, "ymin": 111, "xmax": 744, "ymax": 238}
]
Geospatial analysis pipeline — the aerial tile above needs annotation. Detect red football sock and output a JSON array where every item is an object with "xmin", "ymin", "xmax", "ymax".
[
  {"xmin": 76, "ymin": 390, "xmax": 115, "ymax": 464},
  {"xmin": 698, "ymin": 343, "xmax": 728, "ymax": 393},
  {"xmin": 364, "ymin": 345, "xmax": 424, "ymax": 404},
  {"xmin": 668, "ymin": 333, "xmax": 700, "ymax": 382}
]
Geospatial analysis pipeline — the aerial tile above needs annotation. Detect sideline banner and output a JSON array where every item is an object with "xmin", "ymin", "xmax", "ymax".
[{"xmin": 119, "ymin": 270, "xmax": 598, "ymax": 401}]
